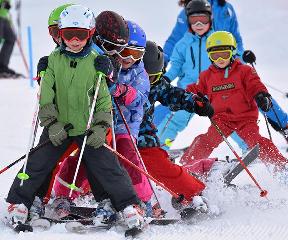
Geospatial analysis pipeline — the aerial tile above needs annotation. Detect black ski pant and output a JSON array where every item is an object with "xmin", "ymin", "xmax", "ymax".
[
  {"xmin": 0, "ymin": 17, "xmax": 16, "ymax": 67},
  {"xmin": 6, "ymin": 129, "xmax": 139, "ymax": 212}
]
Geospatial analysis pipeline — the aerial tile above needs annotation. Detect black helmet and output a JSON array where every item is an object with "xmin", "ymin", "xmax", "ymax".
[
  {"xmin": 185, "ymin": 0, "xmax": 212, "ymax": 16},
  {"xmin": 143, "ymin": 40, "xmax": 164, "ymax": 75},
  {"xmin": 95, "ymin": 11, "xmax": 129, "ymax": 45}
]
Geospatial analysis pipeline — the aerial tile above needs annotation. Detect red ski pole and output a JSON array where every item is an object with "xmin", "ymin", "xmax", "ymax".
[
  {"xmin": 103, "ymin": 143, "xmax": 185, "ymax": 201},
  {"xmin": 210, "ymin": 119, "xmax": 268, "ymax": 197}
]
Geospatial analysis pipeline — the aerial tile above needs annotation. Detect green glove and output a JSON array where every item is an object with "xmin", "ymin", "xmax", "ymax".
[
  {"xmin": 48, "ymin": 122, "xmax": 68, "ymax": 146},
  {"xmin": 86, "ymin": 125, "xmax": 107, "ymax": 149}
]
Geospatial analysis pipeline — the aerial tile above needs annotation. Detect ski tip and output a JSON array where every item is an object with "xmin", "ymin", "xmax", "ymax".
[
  {"xmin": 14, "ymin": 224, "xmax": 33, "ymax": 233},
  {"xmin": 125, "ymin": 227, "xmax": 142, "ymax": 238}
]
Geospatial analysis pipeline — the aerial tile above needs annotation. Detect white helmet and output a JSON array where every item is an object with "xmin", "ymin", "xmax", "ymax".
[{"xmin": 59, "ymin": 5, "xmax": 95, "ymax": 30}]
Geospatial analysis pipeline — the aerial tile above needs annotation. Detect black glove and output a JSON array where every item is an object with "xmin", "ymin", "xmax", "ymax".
[
  {"xmin": 37, "ymin": 56, "xmax": 48, "ymax": 75},
  {"xmin": 243, "ymin": 50, "xmax": 256, "ymax": 64},
  {"xmin": 94, "ymin": 55, "xmax": 113, "ymax": 77},
  {"xmin": 107, "ymin": 55, "xmax": 121, "ymax": 86},
  {"xmin": 217, "ymin": 0, "xmax": 226, "ymax": 6},
  {"xmin": 2, "ymin": 1, "xmax": 11, "ymax": 10},
  {"xmin": 193, "ymin": 93, "xmax": 214, "ymax": 118},
  {"xmin": 255, "ymin": 92, "xmax": 272, "ymax": 112}
]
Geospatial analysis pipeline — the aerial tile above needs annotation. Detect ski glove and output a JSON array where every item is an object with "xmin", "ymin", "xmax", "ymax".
[
  {"xmin": 2, "ymin": 1, "xmax": 11, "ymax": 10},
  {"xmin": 36, "ymin": 56, "xmax": 49, "ymax": 85},
  {"xmin": 107, "ymin": 55, "xmax": 121, "ymax": 86},
  {"xmin": 38, "ymin": 103, "xmax": 58, "ymax": 127},
  {"xmin": 193, "ymin": 93, "xmax": 214, "ymax": 118},
  {"xmin": 217, "ymin": 0, "xmax": 226, "ymax": 7},
  {"xmin": 94, "ymin": 55, "xmax": 113, "ymax": 77},
  {"xmin": 255, "ymin": 92, "xmax": 272, "ymax": 112},
  {"xmin": 37, "ymin": 56, "xmax": 48, "ymax": 75},
  {"xmin": 86, "ymin": 125, "xmax": 107, "ymax": 149},
  {"xmin": 87, "ymin": 111, "xmax": 111, "ymax": 149},
  {"xmin": 48, "ymin": 122, "xmax": 68, "ymax": 146},
  {"xmin": 243, "ymin": 50, "xmax": 256, "ymax": 64}
]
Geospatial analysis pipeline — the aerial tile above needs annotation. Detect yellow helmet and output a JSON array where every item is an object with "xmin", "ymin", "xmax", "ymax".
[{"xmin": 206, "ymin": 31, "xmax": 237, "ymax": 52}]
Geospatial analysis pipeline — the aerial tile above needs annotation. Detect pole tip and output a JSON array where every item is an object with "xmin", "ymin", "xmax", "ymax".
[
  {"xmin": 260, "ymin": 190, "xmax": 268, "ymax": 197},
  {"xmin": 165, "ymin": 138, "xmax": 173, "ymax": 147}
]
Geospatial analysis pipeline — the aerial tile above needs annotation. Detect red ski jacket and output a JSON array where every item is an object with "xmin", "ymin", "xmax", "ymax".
[{"xmin": 186, "ymin": 59, "xmax": 268, "ymax": 122}]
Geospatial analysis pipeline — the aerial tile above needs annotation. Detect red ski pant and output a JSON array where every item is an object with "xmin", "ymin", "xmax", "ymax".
[
  {"xmin": 139, "ymin": 147, "xmax": 205, "ymax": 201},
  {"xmin": 181, "ymin": 119, "xmax": 288, "ymax": 170}
]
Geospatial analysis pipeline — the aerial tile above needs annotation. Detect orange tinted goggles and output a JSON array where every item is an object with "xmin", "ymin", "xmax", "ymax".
[
  {"xmin": 118, "ymin": 46, "xmax": 145, "ymax": 61},
  {"xmin": 208, "ymin": 49, "xmax": 232, "ymax": 62},
  {"xmin": 189, "ymin": 14, "xmax": 210, "ymax": 25},
  {"xmin": 60, "ymin": 28, "xmax": 94, "ymax": 42}
]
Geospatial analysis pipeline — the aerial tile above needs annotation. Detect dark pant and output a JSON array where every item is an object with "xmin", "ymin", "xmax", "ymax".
[
  {"xmin": 0, "ymin": 17, "xmax": 16, "ymax": 67},
  {"xmin": 6, "ymin": 129, "xmax": 139, "ymax": 211}
]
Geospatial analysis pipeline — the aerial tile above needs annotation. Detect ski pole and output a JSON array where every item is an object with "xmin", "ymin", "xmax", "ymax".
[
  {"xmin": 159, "ymin": 138, "xmax": 174, "ymax": 148},
  {"xmin": 210, "ymin": 119, "xmax": 268, "ymax": 197},
  {"xmin": 264, "ymin": 83, "xmax": 288, "ymax": 98},
  {"xmin": 264, "ymin": 113, "xmax": 273, "ymax": 141},
  {"xmin": 271, "ymin": 106, "xmax": 288, "ymax": 143},
  {"xmin": 111, "ymin": 108, "xmax": 116, "ymax": 150},
  {"xmin": 250, "ymin": 63, "xmax": 288, "ymax": 143},
  {"xmin": 18, "ymin": 81, "xmax": 43, "ymax": 185},
  {"xmin": 68, "ymin": 73, "xmax": 103, "ymax": 197},
  {"xmin": 159, "ymin": 112, "xmax": 175, "ymax": 139},
  {"xmin": 0, "ymin": 124, "xmax": 73, "ymax": 176},
  {"xmin": 103, "ymin": 143, "xmax": 185, "ymax": 201},
  {"xmin": 114, "ymin": 100, "xmax": 165, "ymax": 207}
]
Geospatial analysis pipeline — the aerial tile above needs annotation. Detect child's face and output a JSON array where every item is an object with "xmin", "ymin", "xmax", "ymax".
[
  {"xmin": 189, "ymin": 14, "xmax": 210, "ymax": 36},
  {"xmin": 115, "ymin": 55, "xmax": 136, "ymax": 70},
  {"xmin": 213, "ymin": 58, "xmax": 231, "ymax": 68},
  {"xmin": 64, "ymin": 39, "xmax": 87, "ymax": 52},
  {"xmin": 191, "ymin": 22, "xmax": 210, "ymax": 36}
]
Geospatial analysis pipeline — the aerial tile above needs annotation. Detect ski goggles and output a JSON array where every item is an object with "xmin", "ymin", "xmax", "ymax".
[
  {"xmin": 189, "ymin": 14, "xmax": 210, "ymax": 26},
  {"xmin": 117, "ymin": 46, "xmax": 145, "ymax": 61},
  {"xmin": 96, "ymin": 36, "xmax": 127, "ymax": 55},
  {"xmin": 48, "ymin": 25, "xmax": 60, "ymax": 39},
  {"xmin": 208, "ymin": 49, "xmax": 233, "ymax": 62},
  {"xmin": 149, "ymin": 72, "xmax": 163, "ymax": 85},
  {"xmin": 60, "ymin": 28, "xmax": 94, "ymax": 42}
]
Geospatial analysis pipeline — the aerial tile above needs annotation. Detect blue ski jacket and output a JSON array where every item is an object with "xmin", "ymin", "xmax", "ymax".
[
  {"xmin": 164, "ymin": 29, "xmax": 213, "ymax": 88},
  {"xmin": 163, "ymin": 0, "xmax": 244, "ymax": 64},
  {"xmin": 114, "ymin": 61, "xmax": 150, "ymax": 139}
]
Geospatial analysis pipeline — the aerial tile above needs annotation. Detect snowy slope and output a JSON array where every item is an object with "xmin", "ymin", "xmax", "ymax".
[{"xmin": 0, "ymin": 0, "xmax": 288, "ymax": 239}]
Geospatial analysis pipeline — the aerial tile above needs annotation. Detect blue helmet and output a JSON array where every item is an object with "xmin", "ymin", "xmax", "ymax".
[{"xmin": 127, "ymin": 20, "xmax": 146, "ymax": 48}]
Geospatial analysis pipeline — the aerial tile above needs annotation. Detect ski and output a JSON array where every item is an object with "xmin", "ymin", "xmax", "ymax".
[
  {"xmin": 167, "ymin": 147, "xmax": 188, "ymax": 162},
  {"xmin": 13, "ymin": 223, "xmax": 33, "ymax": 233},
  {"xmin": 65, "ymin": 221, "xmax": 113, "ymax": 233},
  {"xmin": 29, "ymin": 218, "xmax": 51, "ymax": 230},
  {"xmin": 125, "ymin": 226, "xmax": 143, "ymax": 238},
  {"xmin": 224, "ymin": 144, "xmax": 259, "ymax": 185}
]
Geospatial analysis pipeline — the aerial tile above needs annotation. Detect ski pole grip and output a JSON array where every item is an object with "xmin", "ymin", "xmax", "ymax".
[{"xmin": 64, "ymin": 123, "xmax": 74, "ymax": 131}]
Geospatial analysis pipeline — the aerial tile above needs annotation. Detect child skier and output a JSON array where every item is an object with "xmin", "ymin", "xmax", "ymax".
[
  {"xmin": 182, "ymin": 31, "xmax": 288, "ymax": 173},
  {"xmin": 156, "ymin": 0, "xmax": 246, "ymax": 153},
  {"xmin": 138, "ymin": 40, "xmax": 214, "ymax": 210},
  {"xmin": 4, "ymin": 5, "xmax": 143, "ymax": 231},
  {"xmin": 111, "ymin": 20, "xmax": 153, "ymax": 207}
]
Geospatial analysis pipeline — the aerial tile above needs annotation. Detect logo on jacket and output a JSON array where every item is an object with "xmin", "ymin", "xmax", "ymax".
[{"xmin": 212, "ymin": 83, "xmax": 235, "ymax": 92}]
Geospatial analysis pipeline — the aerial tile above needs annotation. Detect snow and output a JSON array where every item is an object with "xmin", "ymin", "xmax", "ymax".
[{"xmin": 0, "ymin": 0, "xmax": 288, "ymax": 239}]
